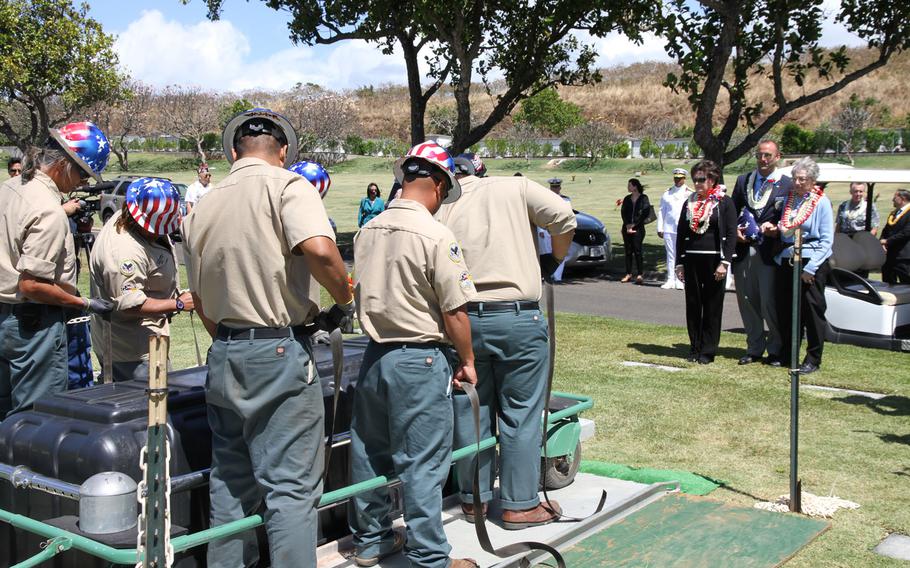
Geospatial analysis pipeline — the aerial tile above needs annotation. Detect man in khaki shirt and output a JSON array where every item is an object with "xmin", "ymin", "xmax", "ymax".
[
  {"xmin": 89, "ymin": 177, "xmax": 194, "ymax": 382},
  {"xmin": 181, "ymin": 108, "xmax": 353, "ymax": 568},
  {"xmin": 0, "ymin": 122, "xmax": 113, "ymax": 417},
  {"xmin": 436, "ymin": 155, "xmax": 576, "ymax": 529},
  {"xmin": 350, "ymin": 142, "xmax": 478, "ymax": 568}
]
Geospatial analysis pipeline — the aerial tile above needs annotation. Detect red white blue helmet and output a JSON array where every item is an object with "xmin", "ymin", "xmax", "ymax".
[
  {"xmin": 48, "ymin": 121, "xmax": 110, "ymax": 182},
  {"xmin": 289, "ymin": 160, "xmax": 331, "ymax": 199},
  {"xmin": 125, "ymin": 177, "xmax": 182, "ymax": 236},
  {"xmin": 454, "ymin": 153, "xmax": 486, "ymax": 177},
  {"xmin": 393, "ymin": 141, "xmax": 461, "ymax": 203}
]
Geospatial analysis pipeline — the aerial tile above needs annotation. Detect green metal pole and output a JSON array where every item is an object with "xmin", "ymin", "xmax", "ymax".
[
  {"xmin": 10, "ymin": 536, "xmax": 72, "ymax": 568},
  {"xmin": 0, "ymin": 508, "xmax": 136, "ymax": 564},
  {"xmin": 789, "ymin": 228, "xmax": 803, "ymax": 513}
]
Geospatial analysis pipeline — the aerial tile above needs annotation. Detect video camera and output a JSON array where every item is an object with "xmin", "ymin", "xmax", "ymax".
[{"xmin": 69, "ymin": 183, "xmax": 104, "ymax": 235}]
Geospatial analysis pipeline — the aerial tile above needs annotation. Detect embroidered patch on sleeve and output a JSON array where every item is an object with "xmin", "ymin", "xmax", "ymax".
[{"xmin": 119, "ymin": 259, "xmax": 137, "ymax": 277}]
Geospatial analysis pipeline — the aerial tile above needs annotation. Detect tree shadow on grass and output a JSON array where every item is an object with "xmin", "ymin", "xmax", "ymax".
[
  {"xmin": 628, "ymin": 342, "xmax": 746, "ymax": 362},
  {"xmin": 835, "ymin": 394, "xmax": 910, "ymax": 417}
]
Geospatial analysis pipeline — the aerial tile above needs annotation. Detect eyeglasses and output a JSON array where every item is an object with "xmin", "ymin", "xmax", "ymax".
[
  {"xmin": 693, "ymin": 176, "xmax": 708, "ymax": 183},
  {"xmin": 755, "ymin": 152, "xmax": 776, "ymax": 159},
  {"xmin": 793, "ymin": 176, "xmax": 813, "ymax": 183},
  {"xmin": 8, "ymin": 168, "xmax": 21, "ymax": 175}
]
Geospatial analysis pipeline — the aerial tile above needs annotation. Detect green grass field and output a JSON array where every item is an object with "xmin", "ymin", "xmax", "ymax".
[{"xmin": 73, "ymin": 152, "xmax": 909, "ymax": 567}]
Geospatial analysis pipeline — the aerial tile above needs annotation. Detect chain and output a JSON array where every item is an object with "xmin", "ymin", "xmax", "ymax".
[
  {"xmin": 65, "ymin": 315, "xmax": 91, "ymax": 325},
  {"xmin": 135, "ymin": 439, "xmax": 174, "ymax": 568}
]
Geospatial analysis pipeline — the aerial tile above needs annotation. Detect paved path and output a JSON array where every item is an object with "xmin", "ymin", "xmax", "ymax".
[{"xmin": 552, "ymin": 272, "xmax": 745, "ymax": 332}]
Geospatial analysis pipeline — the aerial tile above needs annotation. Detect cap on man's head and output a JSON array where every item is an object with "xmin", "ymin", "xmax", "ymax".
[
  {"xmin": 221, "ymin": 108, "xmax": 298, "ymax": 168},
  {"xmin": 672, "ymin": 167, "xmax": 687, "ymax": 178},
  {"xmin": 548, "ymin": 178, "xmax": 562, "ymax": 186}
]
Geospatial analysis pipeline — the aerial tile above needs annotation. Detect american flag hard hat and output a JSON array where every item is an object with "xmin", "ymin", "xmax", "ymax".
[
  {"xmin": 48, "ymin": 121, "xmax": 110, "ymax": 182},
  {"xmin": 126, "ymin": 177, "xmax": 182, "ymax": 236},
  {"xmin": 289, "ymin": 160, "xmax": 331, "ymax": 199},
  {"xmin": 393, "ymin": 141, "xmax": 461, "ymax": 204}
]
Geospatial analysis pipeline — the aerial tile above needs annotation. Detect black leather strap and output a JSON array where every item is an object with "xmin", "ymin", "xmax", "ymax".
[
  {"xmin": 215, "ymin": 323, "xmax": 317, "ymax": 340},
  {"xmin": 465, "ymin": 301, "xmax": 539, "ymax": 313}
]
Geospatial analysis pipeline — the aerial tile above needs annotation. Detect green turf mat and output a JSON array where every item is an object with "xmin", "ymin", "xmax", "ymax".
[
  {"xmin": 558, "ymin": 493, "xmax": 829, "ymax": 567},
  {"xmin": 579, "ymin": 460, "xmax": 721, "ymax": 496}
]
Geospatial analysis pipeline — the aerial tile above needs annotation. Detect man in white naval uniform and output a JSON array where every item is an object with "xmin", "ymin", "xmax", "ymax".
[{"xmin": 657, "ymin": 168, "xmax": 691, "ymax": 289}]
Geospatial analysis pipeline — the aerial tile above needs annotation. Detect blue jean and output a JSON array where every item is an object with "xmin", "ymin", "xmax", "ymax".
[
  {"xmin": 349, "ymin": 341, "xmax": 454, "ymax": 568},
  {"xmin": 0, "ymin": 306, "xmax": 68, "ymax": 418},
  {"xmin": 452, "ymin": 307, "xmax": 549, "ymax": 510},
  {"xmin": 205, "ymin": 332, "xmax": 324, "ymax": 568}
]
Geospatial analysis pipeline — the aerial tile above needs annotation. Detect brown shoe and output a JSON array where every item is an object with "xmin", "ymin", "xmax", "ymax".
[
  {"xmin": 501, "ymin": 501, "xmax": 562, "ymax": 530},
  {"xmin": 354, "ymin": 531, "xmax": 405, "ymax": 567},
  {"xmin": 461, "ymin": 502, "xmax": 489, "ymax": 524},
  {"xmin": 450, "ymin": 559, "xmax": 480, "ymax": 568},
  {"xmin": 620, "ymin": 274, "xmax": 632, "ymax": 283}
]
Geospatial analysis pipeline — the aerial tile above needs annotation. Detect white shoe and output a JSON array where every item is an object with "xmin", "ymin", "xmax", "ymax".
[
  {"xmin": 660, "ymin": 281, "xmax": 674, "ymax": 290},
  {"xmin": 674, "ymin": 282, "xmax": 685, "ymax": 290}
]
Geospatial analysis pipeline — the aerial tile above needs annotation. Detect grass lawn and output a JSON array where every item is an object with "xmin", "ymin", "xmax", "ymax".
[{"xmin": 76, "ymin": 153, "xmax": 909, "ymax": 566}]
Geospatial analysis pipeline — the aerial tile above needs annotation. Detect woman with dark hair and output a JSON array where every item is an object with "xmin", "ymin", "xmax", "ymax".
[
  {"xmin": 89, "ymin": 177, "xmax": 194, "ymax": 381},
  {"xmin": 358, "ymin": 182, "xmax": 385, "ymax": 227},
  {"xmin": 620, "ymin": 178, "xmax": 652, "ymax": 284},
  {"xmin": 675, "ymin": 160, "xmax": 737, "ymax": 364}
]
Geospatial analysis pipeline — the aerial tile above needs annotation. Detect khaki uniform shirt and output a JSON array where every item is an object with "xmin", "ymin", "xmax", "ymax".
[
  {"xmin": 436, "ymin": 176, "xmax": 576, "ymax": 301},
  {"xmin": 181, "ymin": 157, "xmax": 334, "ymax": 328},
  {"xmin": 354, "ymin": 199, "xmax": 477, "ymax": 343},
  {"xmin": 0, "ymin": 172, "xmax": 77, "ymax": 303},
  {"xmin": 89, "ymin": 211, "xmax": 178, "ymax": 362}
]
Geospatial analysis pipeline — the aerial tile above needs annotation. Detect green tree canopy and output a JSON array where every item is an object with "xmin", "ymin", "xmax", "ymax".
[
  {"xmin": 513, "ymin": 88, "xmax": 583, "ymax": 136},
  {"xmin": 656, "ymin": 0, "xmax": 910, "ymax": 167},
  {"xmin": 0, "ymin": 0, "xmax": 126, "ymax": 150},
  {"xmin": 199, "ymin": 0, "xmax": 657, "ymax": 154}
]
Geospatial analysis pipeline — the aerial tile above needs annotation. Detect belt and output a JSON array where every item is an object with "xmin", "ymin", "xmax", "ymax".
[
  {"xmin": 0, "ymin": 302, "xmax": 64, "ymax": 315},
  {"xmin": 215, "ymin": 323, "xmax": 317, "ymax": 341},
  {"xmin": 465, "ymin": 301, "xmax": 539, "ymax": 314}
]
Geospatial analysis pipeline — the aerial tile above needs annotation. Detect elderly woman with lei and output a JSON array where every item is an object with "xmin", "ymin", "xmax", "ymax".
[
  {"xmin": 768, "ymin": 156, "xmax": 834, "ymax": 375},
  {"xmin": 674, "ymin": 160, "xmax": 737, "ymax": 364}
]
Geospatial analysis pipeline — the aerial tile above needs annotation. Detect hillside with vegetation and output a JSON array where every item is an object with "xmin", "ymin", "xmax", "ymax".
[{"xmin": 355, "ymin": 48, "xmax": 910, "ymax": 141}]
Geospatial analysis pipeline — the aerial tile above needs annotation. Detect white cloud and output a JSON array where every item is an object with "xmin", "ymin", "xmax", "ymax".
[
  {"xmin": 584, "ymin": 31, "xmax": 672, "ymax": 67},
  {"xmin": 113, "ymin": 10, "xmax": 407, "ymax": 92},
  {"xmin": 114, "ymin": 6, "xmax": 866, "ymax": 94}
]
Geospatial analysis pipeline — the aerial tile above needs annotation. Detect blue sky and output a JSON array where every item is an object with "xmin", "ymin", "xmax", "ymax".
[{"xmin": 83, "ymin": 0, "xmax": 862, "ymax": 94}]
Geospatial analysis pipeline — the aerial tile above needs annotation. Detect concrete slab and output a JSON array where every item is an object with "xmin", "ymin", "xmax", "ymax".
[
  {"xmin": 802, "ymin": 384, "xmax": 886, "ymax": 400},
  {"xmin": 621, "ymin": 361, "xmax": 684, "ymax": 372},
  {"xmin": 875, "ymin": 533, "xmax": 910, "ymax": 561},
  {"xmin": 316, "ymin": 473, "xmax": 673, "ymax": 567}
]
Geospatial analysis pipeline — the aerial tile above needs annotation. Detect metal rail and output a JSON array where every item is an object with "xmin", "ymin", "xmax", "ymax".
[{"xmin": 1, "ymin": 392, "xmax": 594, "ymax": 565}]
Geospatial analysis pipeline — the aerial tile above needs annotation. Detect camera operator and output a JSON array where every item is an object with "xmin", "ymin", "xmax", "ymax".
[{"xmin": 0, "ymin": 122, "xmax": 113, "ymax": 418}]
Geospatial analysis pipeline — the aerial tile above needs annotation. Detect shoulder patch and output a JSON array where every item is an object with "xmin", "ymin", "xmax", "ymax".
[
  {"xmin": 458, "ymin": 270, "xmax": 476, "ymax": 293},
  {"xmin": 119, "ymin": 259, "xmax": 137, "ymax": 277},
  {"xmin": 121, "ymin": 282, "xmax": 137, "ymax": 293},
  {"xmin": 448, "ymin": 242, "xmax": 462, "ymax": 263}
]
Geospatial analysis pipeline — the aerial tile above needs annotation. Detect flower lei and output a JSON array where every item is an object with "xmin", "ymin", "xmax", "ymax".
[
  {"xmin": 887, "ymin": 206, "xmax": 910, "ymax": 226},
  {"xmin": 779, "ymin": 185, "xmax": 824, "ymax": 237},
  {"xmin": 746, "ymin": 171, "xmax": 776, "ymax": 211},
  {"xmin": 687, "ymin": 186, "xmax": 725, "ymax": 234}
]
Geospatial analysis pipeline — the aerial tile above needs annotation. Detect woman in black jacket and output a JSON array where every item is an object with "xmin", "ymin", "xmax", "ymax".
[
  {"xmin": 674, "ymin": 160, "xmax": 737, "ymax": 364},
  {"xmin": 620, "ymin": 178, "xmax": 652, "ymax": 284}
]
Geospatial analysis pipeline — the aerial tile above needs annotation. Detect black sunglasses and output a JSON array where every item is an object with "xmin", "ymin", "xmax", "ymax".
[{"xmin": 693, "ymin": 176, "xmax": 708, "ymax": 183}]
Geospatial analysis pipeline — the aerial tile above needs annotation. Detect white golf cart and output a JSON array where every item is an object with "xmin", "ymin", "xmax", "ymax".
[{"xmin": 778, "ymin": 164, "xmax": 910, "ymax": 351}]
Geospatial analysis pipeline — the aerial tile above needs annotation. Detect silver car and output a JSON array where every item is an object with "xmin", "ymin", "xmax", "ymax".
[{"xmin": 564, "ymin": 210, "xmax": 611, "ymax": 268}]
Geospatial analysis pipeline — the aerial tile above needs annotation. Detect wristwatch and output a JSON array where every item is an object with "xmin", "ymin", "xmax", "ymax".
[{"xmin": 175, "ymin": 299, "xmax": 185, "ymax": 313}]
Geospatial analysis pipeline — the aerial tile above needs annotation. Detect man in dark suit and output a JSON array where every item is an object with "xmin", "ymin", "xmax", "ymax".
[
  {"xmin": 730, "ymin": 140, "xmax": 792, "ymax": 366},
  {"xmin": 881, "ymin": 189, "xmax": 910, "ymax": 284}
]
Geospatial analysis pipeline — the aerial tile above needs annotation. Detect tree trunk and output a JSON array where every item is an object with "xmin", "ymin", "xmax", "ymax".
[
  {"xmin": 111, "ymin": 146, "xmax": 127, "ymax": 171},
  {"xmin": 195, "ymin": 137, "xmax": 208, "ymax": 163},
  {"xmin": 400, "ymin": 36, "xmax": 427, "ymax": 145}
]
